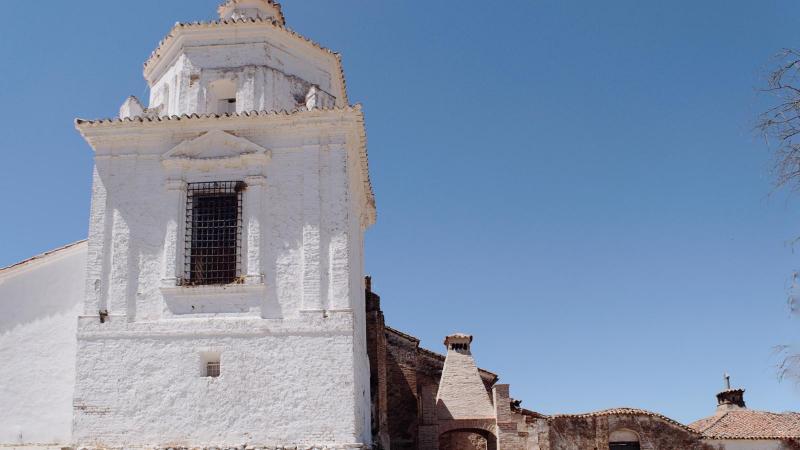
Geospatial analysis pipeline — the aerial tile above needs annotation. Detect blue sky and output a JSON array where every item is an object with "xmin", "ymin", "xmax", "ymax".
[{"xmin": 1, "ymin": 0, "xmax": 799, "ymax": 424}]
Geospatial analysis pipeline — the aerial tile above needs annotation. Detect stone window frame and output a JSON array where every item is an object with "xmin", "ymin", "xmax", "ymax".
[
  {"xmin": 182, "ymin": 180, "xmax": 246, "ymax": 287},
  {"xmin": 161, "ymin": 175, "xmax": 267, "ymax": 294},
  {"xmin": 158, "ymin": 130, "xmax": 271, "ymax": 317}
]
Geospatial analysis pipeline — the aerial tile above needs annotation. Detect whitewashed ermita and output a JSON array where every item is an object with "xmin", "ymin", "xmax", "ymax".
[{"xmin": 1, "ymin": 2, "xmax": 799, "ymax": 450}]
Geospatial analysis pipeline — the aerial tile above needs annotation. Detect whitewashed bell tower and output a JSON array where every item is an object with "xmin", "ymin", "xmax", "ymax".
[{"xmin": 74, "ymin": 0, "xmax": 376, "ymax": 448}]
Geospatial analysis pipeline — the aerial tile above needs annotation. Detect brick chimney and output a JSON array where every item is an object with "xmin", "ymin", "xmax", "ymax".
[
  {"xmin": 716, "ymin": 374, "xmax": 746, "ymax": 412},
  {"xmin": 717, "ymin": 389, "xmax": 746, "ymax": 412},
  {"xmin": 435, "ymin": 334, "xmax": 495, "ymax": 420}
]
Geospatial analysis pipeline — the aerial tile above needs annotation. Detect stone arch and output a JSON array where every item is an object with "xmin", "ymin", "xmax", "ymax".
[
  {"xmin": 437, "ymin": 419, "xmax": 497, "ymax": 450},
  {"xmin": 609, "ymin": 428, "xmax": 641, "ymax": 450},
  {"xmin": 439, "ymin": 428, "xmax": 496, "ymax": 450}
]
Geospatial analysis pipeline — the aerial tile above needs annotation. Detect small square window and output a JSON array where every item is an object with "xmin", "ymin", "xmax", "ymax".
[{"xmin": 206, "ymin": 361, "xmax": 220, "ymax": 378}]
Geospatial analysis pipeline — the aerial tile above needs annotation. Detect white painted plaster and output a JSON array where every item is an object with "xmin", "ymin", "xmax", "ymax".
[
  {"xmin": 0, "ymin": 242, "xmax": 87, "ymax": 446},
  {"xmin": 77, "ymin": 88, "xmax": 372, "ymax": 450},
  {"xmin": 145, "ymin": 32, "xmax": 343, "ymax": 117}
]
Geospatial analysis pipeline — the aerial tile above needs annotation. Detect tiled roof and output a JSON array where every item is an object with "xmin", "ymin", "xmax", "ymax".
[
  {"xmin": 551, "ymin": 408, "xmax": 701, "ymax": 435},
  {"xmin": 0, "ymin": 240, "xmax": 87, "ymax": 274},
  {"xmin": 76, "ymin": 105, "xmax": 351, "ymax": 127},
  {"xmin": 690, "ymin": 410, "xmax": 800, "ymax": 440},
  {"xmin": 143, "ymin": 17, "xmax": 349, "ymax": 106}
]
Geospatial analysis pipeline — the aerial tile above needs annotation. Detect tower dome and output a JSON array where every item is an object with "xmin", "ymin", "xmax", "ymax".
[{"xmin": 218, "ymin": 0, "xmax": 285, "ymax": 24}]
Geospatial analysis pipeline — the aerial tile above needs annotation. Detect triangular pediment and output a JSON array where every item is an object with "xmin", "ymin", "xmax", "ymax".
[{"xmin": 163, "ymin": 130, "xmax": 269, "ymax": 161}]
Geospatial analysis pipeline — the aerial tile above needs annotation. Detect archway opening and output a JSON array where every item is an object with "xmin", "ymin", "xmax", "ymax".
[
  {"xmin": 207, "ymin": 79, "xmax": 237, "ymax": 114},
  {"xmin": 609, "ymin": 429, "xmax": 641, "ymax": 450},
  {"xmin": 439, "ymin": 428, "xmax": 496, "ymax": 450}
]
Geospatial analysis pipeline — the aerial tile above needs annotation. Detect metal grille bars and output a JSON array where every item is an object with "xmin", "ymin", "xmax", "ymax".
[{"xmin": 183, "ymin": 181, "xmax": 245, "ymax": 286}]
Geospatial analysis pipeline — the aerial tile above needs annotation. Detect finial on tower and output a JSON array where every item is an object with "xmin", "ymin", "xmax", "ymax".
[{"xmin": 218, "ymin": 0, "xmax": 286, "ymax": 25}]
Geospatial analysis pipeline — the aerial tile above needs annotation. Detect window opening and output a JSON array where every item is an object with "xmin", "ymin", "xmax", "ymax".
[
  {"xmin": 610, "ymin": 429, "xmax": 640, "ymax": 450},
  {"xmin": 217, "ymin": 98, "xmax": 236, "ymax": 114},
  {"xmin": 183, "ymin": 181, "xmax": 245, "ymax": 286},
  {"xmin": 208, "ymin": 79, "xmax": 237, "ymax": 115},
  {"xmin": 609, "ymin": 444, "xmax": 640, "ymax": 450},
  {"xmin": 206, "ymin": 361, "xmax": 221, "ymax": 378}
]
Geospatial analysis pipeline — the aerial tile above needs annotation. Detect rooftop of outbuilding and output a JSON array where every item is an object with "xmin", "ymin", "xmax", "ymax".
[{"xmin": 690, "ymin": 409, "xmax": 800, "ymax": 440}]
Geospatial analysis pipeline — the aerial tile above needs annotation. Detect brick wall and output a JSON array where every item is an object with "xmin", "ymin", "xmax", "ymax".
[{"xmin": 365, "ymin": 282, "xmax": 499, "ymax": 450}]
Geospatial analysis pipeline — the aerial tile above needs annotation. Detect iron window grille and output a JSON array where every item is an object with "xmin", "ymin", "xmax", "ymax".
[
  {"xmin": 183, "ymin": 181, "xmax": 245, "ymax": 286},
  {"xmin": 206, "ymin": 361, "xmax": 221, "ymax": 378}
]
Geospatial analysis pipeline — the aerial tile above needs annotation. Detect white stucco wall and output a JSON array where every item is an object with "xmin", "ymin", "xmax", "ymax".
[
  {"xmin": 147, "ymin": 27, "xmax": 342, "ymax": 117},
  {"xmin": 73, "ymin": 318, "xmax": 361, "ymax": 447},
  {"xmin": 0, "ymin": 242, "xmax": 87, "ymax": 446},
  {"xmin": 75, "ymin": 109, "xmax": 373, "ymax": 448}
]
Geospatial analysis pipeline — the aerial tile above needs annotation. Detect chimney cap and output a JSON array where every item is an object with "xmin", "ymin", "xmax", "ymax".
[
  {"xmin": 717, "ymin": 388, "xmax": 747, "ymax": 411},
  {"xmin": 444, "ymin": 333, "xmax": 473, "ymax": 347}
]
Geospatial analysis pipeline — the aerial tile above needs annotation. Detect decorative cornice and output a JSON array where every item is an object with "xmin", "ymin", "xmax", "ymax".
[
  {"xmin": 76, "ymin": 107, "xmax": 375, "ymax": 224},
  {"xmin": 76, "ymin": 106, "xmax": 357, "ymax": 128},
  {"xmin": 161, "ymin": 130, "xmax": 271, "ymax": 171}
]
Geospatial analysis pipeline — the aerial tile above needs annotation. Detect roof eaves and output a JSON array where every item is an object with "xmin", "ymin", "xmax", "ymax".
[
  {"xmin": 75, "ymin": 105, "xmax": 357, "ymax": 127},
  {"xmin": 75, "ymin": 106, "xmax": 375, "ymax": 224},
  {"xmin": 385, "ymin": 325, "xmax": 421, "ymax": 344},
  {"xmin": 0, "ymin": 240, "xmax": 88, "ymax": 275}
]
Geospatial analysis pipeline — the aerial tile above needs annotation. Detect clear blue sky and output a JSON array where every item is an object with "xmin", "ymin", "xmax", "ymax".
[{"xmin": 1, "ymin": 0, "xmax": 798, "ymax": 424}]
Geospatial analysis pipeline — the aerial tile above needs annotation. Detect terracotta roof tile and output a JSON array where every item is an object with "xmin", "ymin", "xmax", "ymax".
[
  {"xmin": 690, "ymin": 410, "xmax": 800, "ymax": 440},
  {"xmin": 76, "ymin": 105, "xmax": 350, "ymax": 127}
]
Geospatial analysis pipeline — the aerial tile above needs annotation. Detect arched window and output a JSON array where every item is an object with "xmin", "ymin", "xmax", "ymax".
[
  {"xmin": 208, "ymin": 79, "xmax": 237, "ymax": 114},
  {"xmin": 609, "ymin": 429, "xmax": 640, "ymax": 450}
]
